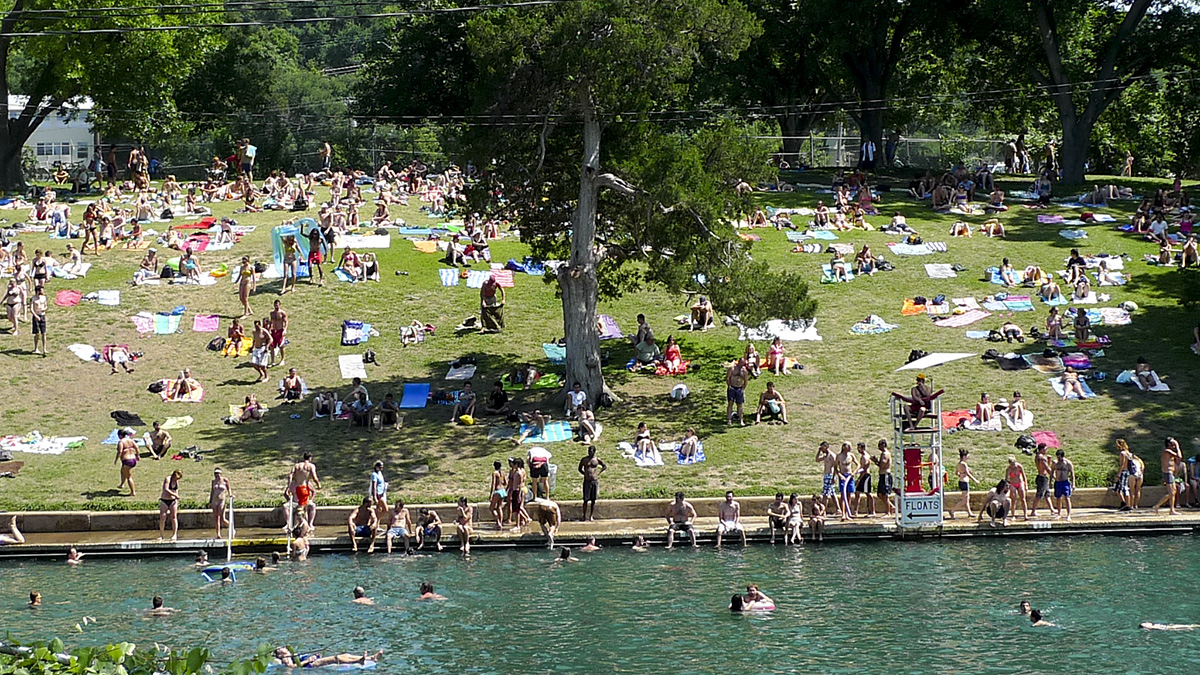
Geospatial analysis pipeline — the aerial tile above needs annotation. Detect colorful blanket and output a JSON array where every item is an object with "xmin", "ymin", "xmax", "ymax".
[{"xmin": 933, "ymin": 309, "xmax": 990, "ymax": 328}]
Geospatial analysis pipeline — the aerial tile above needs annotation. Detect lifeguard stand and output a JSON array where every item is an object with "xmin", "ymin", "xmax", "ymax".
[{"xmin": 889, "ymin": 378, "xmax": 944, "ymax": 528}]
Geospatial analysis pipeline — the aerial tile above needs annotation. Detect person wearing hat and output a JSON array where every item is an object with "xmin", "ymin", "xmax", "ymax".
[
  {"xmin": 134, "ymin": 247, "xmax": 159, "ymax": 285},
  {"xmin": 209, "ymin": 468, "xmax": 233, "ymax": 538},
  {"xmin": 891, "ymin": 374, "xmax": 942, "ymax": 428}
]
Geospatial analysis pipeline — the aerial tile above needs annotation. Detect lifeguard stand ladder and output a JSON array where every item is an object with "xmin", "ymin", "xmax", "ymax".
[{"xmin": 889, "ymin": 382, "xmax": 944, "ymax": 529}]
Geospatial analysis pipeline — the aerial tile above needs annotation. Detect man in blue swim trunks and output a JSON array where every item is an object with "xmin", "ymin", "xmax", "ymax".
[
  {"xmin": 347, "ymin": 498, "xmax": 379, "ymax": 554},
  {"xmin": 834, "ymin": 442, "xmax": 858, "ymax": 521},
  {"xmin": 386, "ymin": 499, "xmax": 413, "ymax": 554},
  {"xmin": 726, "ymin": 359, "xmax": 749, "ymax": 426},
  {"xmin": 816, "ymin": 441, "xmax": 838, "ymax": 516},
  {"xmin": 1052, "ymin": 450, "xmax": 1075, "ymax": 521}
]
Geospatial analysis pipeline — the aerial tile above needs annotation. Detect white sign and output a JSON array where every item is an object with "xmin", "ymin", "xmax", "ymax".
[{"xmin": 899, "ymin": 495, "xmax": 943, "ymax": 527}]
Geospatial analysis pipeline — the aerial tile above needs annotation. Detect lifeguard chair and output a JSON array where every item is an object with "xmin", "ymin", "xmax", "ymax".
[{"xmin": 889, "ymin": 376, "xmax": 944, "ymax": 528}]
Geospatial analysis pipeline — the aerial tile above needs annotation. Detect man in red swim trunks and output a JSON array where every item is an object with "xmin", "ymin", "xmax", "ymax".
[
  {"xmin": 287, "ymin": 452, "xmax": 321, "ymax": 528},
  {"xmin": 303, "ymin": 219, "xmax": 325, "ymax": 286},
  {"xmin": 268, "ymin": 299, "xmax": 289, "ymax": 368}
]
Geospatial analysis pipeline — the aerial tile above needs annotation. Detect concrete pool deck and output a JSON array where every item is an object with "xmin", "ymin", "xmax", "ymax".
[{"xmin": 2, "ymin": 488, "xmax": 1197, "ymax": 559}]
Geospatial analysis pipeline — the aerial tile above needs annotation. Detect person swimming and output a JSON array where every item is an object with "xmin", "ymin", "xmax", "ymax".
[{"xmin": 1140, "ymin": 622, "xmax": 1200, "ymax": 631}]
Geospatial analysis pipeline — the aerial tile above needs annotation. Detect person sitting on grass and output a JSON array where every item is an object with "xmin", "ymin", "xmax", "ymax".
[
  {"xmin": 631, "ymin": 334, "xmax": 662, "ymax": 370},
  {"xmin": 1073, "ymin": 273, "xmax": 1092, "ymax": 301},
  {"xmin": 980, "ymin": 218, "xmax": 1005, "ymax": 237},
  {"xmin": 339, "ymin": 246, "xmax": 363, "ymax": 281},
  {"xmin": 766, "ymin": 337, "xmax": 787, "ymax": 376},
  {"xmin": 657, "ymin": 335, "xmax": 685, "ymax": 374},
  {"xmin": 855, "ymin": 244, "xmax": 877, "ymax": 276},
  {"xmin": 950, "ymin": 220, "xmax": 972, "ymax": 237},
  {"xmin": 450, "ymin": 382, "xmax": 476, "ymax": 422},
  {"xmin": 483, "ymin": 381, "xmax": 511, "ymax": 416},
  {"xmin": 347, "ymin": 391, "xmax": 373, "ymax": 429},
  {"xmin": 1045, "ymin": 306, "xmax": 1064, "ymax": 340},
  {"xmin": 1022, "ymin": 265, "xmax": 1047, "ymax": 286},
  {"xmin": 678, "ymin": 427, "xmax": 701, "ymax": 461},
  {"xmin": 999, "ymin": 258, "xmax": 1020, "ymax": 287},
  {"xmin": 813, "ymin": 201, "xmax": 830, "ymax": 228},
  {"xmin": 690, "ymin": 296, "xmax": 714, "ymax": 331},
  {"xmin": 1181, "ymin": 235, "xmax": 1198, "ymax": 268},
  {"xmin": 515, "ymin": 410, "xmax": 549, "ymax": 446},
  {"xmin": 975, "ymin": 392, "xmax": 995, "ymax": 425},
  {"xmin": 830, "ymin": 211, "xmax": 852, "ymax": 232},
  {"xmin": 1039, "ymin": 278, "xmax": 1063, "ymax": 303},
  {"xmin": 931, "ymin": 184, "xmax": 952, "ymax": 211},
  {"xmin": 576, "ymin": 401, "xmax": 600, "ymax": 444},
  {"xmin": 360, "ymin": 252, "xmax": 380, "ymax": 281},
  {"xmin": 743, "ymin": 343, "xmax": 761, "ymax": 378},
  {"xmin": 985, "ymin": 188, "xmax": 1008, "ymax": 213},
  {"xmin": 829, "ymin": 249, "xmax": 850, "ymax": 282},
  {"xmin": 179, "ymin": 249, "xmax": 201, "ymax": 283},
  {"xmin": 754, "ymin": 382, "xmax": 789, "ymax": 424},
  {"xmin": 376, "ymin": 392, "xmax": 402, "ymax": 430},
  {"xmin": 170, "ymin": 369, "xmax": 201, "ymax": 401},
  {"xmin": 231, "ymin": 393, "xmax": 263, "ymax": 424},
  {"xmin": 1073, "ymin": 307, "xmax": 1091, "ymax": 342},
  {"xmin": 885, "ymin": 211, "xmax": 918, "ymax": 234}
]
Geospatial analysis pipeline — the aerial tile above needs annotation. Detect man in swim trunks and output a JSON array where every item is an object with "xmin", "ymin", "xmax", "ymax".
[
  {"xmin": 1052, "ymin": 449, "xmax": 1075, "ymax": 520},
  {"xmin": 766, "ymin": 492, "xmax": 788, "ymax": 544},
  {"xmin": 416, "ymin": 508, "xmax": 443, "ymax": 552},
  {"xmin": 816, "ymin": 441, "xmax": 838, "ymax": 516},
  {"xmin": 874, "ymin": 440, "xmax": 895, "ymax": 516},
  {"xmin": 147, "ymin": 421, "xmax": 171, "ymax": 460},
  {"xmin": 665, "ymin": 491, "xmax": 698, "ymax": 549},
  {"xmin": 834, "ymin": 442, "xmax": 858, "ymax": 521},
  {"xmin": 1153, "ymin": 437, "xmax": 1184, "ymax": 516},
  {"xmin": 272, "ymin": 647, "xmax": 383, "ymax": 669},
  {"xmin": 347, "ymin": 497, "xmax": 379, "ymax": 554},
  {"xmin": 577, "ymin": 446, "xmax": 607, "ymax": 522},
  {"xmin": 726, "ymin": 359, "xmax": 749, "ymax": 426},
  {"xmin": 287, "ymin": 452, "xmax": 322, "ymax": 528},
  {"xmin": 249, "ymin": 319, "xmax": 271, "ymax": 383},
  {"xmin": 753, "ymin": 381, "xmax": 788, "ymax": 424},
  {"xmin": 852, "ymin": 442, "xmax": 874, "ymax": 517},
  {"xmin": 716, "ymin": 491, "xmax": 746, "ymax": 547},
  {"xmin": 536, "ymin": 498, "xmax": 562, "ymax": 548},
  {"xmin": 303, "ymin": 218, "xmax": 326, "ymax": 286},
  {"xmin": 1030, "ymin": 443, "xmax": 1057, "ymax": 518},
  {"xmin": 386, "ymin": 498, "xmax": 413, "ymax": 553},
  {"xmin": 267, "ymin": 299, "xmax": 288, "ymax": 368}
]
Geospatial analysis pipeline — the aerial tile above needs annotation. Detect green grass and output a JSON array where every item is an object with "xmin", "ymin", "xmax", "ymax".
[{"xmin": 0, "ymin": 172, "xmax": 1197, "ymax": 511}]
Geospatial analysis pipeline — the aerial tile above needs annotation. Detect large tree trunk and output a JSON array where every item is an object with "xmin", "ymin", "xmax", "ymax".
[
  {"xmin": 777, "ymin": 113, "xmax": 807, "ymax": 166},
  {"xmin": 1059, "ymin": 122, "xmax": 1090, "ymax": 185},
  {"xmin": 561, "ymin": 88, "xmax": 606, "ymax": 404},
  {"xmin": 0, "ymin": 136, "xmax": 24, "ymax": 190}
]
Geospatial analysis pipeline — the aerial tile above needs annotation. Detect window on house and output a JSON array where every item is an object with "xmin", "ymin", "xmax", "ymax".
[
  {"xmin": 58, "ymin": 143, "xmax": 70, "ymax": 156},
  {"xmin": 35, "ymin": 143, "xmax": 48, "ymax": 156},
  {"xmin": 77, "ymin": 144, "xmax": 89, "ymax": 159}
]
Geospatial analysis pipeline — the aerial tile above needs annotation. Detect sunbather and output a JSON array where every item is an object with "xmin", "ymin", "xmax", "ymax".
[
  {"xmin": 1008, "ymin": 391, "xmax": 1028, "ymax": 421},
  {"xmin": 281, "ymin": 368, "xmax": 304, "ymax": 401},
  {"xmin": 515, "ymin": 410, "xmax": 549, "ymax": 446},
  {"xmin": 950, "ymin": 220, "xmax": 972, "ymax": 237},
  {"xmin": 169, "ymin": 369, "xmax": 201, "ymax": 401},
  {"xmin": 984, "ymin": 188, "xmax": 1008, "ymax": 213},
  {"xmin": 1001, "ymin": 321, "xmax": 1025, "ymax": 342},
  {"xmin": 231, "ymin": 393, "xmax": 264, "ymax": 423},
  {"xmin": 1045, "ymin": 307, "xmax": 1064, "ymax": 340},
  {"xmin": 678, "ymin": 428, "xmax": 700, "ymax": 460},
  {"xmin": 339, "ymin": 247, "xmax": 362, "ymax": 281},
  {"xmin": 975, "ymin": 393, "xmax": 995, "ymax": 424},
  {"xmin": 813, "ymin": 201, "xmax": 830, "ymax": 228},
  {"xmin": 829, "ymin": 250, "xmax": 849, "ymax": 282},
  {"xmin": 766, "ymin": 337, "xmax": 787, "ymax": 376},
  {"xmin": 980, "ymin": 218, "xmax": 1005, "ymax": 237},
  {"xmin": 1181, "ymin": 235, "xmax": 1198, "ymax": 268},
  {"xmin": 754, "ymin": 382, "xmax": 789, "ymax": 424},
  {"xmin": 1023, "ymin": 265, "xmax": 1047, "ymax": 286},
  {"xmin": 1060, "ymin": 367, "xmax": 1086, "ymax": 400},
  {"xmin": 1039, "ymin": 279, "xmax": 1063, "ymax": 303},
  {"xmin": 855, "ymin": 244, "xmax": 876, "ymax": 276},
  {"xmin": 885, "ymin": 211, "xmax": 917, "ymax": 234},
  {"xmin": 179, "ymin": 249, "xmax": 201, "ymax": 284},
  {"xmin": 1073, "ymin": 275, "xmax": 1092, "ymax": 301},
  {"xmin": 1134, "ymin": 356, "xmax": 1160, "ymax": 390},
  {"xmin": 690, "ymin": 296, "xmax": 714, "ymax": 331},
  {"xmin": 999, "ymin": 258, "xmax": 1019, "ymax": 287}
]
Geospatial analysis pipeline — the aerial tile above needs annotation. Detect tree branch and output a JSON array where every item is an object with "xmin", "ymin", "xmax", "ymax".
[
  {"xmin": 593, "ymin": 173, "xmax": 638, "ymax": 196},
  {"xmin": 1082, "ymin": 0, "xmax": 1153, "ymax": 125}
]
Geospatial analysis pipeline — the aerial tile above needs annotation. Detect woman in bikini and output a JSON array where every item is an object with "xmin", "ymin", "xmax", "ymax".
[
  {"xmin": 975, "ymin": 392, "xmax": 995, "ymax": 424},
  {"xmin": 158, "ymin": 470, "xmax": 182, "ymax": 540},
  {"xmin": 489, "ymin": 460, "xmax": 507, "ymax": 528},
  {"xmin": 855, "ymin": 244, "xmax": 877, "ymax": 276},
  {"xmin": 1060, "ymin": 367, "xmax": 1086, "ymax": 400},
  {"xmin": 1005, "ymin": 456, "xmax": 1029, "ymax": 519},
  {"xmin": 4, "ymin": 279, "xmax": 22, "ymax": 334},
  {"xmin": 454, "ymin": 496, "xmax": 473, "ymax": 556},
  {"xmin": 999, "ymin": 258, "xmax": 1019, "ymax": 287},
  {"xmin": 114, "ymin": 429, "xmax": 139, "ymax": 496},
  {"xmin": 1045, "ymin": 307, "xmax": 1064, "ymax": 340},
  {"xmin": 743, "ymin": 342, "xmax": 761, "ymax": 378},
  {"xmin": 767, "ymin": 337, "xmax": 787, "ymax": 375},
  {"xmin": 281, "ymin": 235, "xmax": 299, "ymax": 294},
  {"xmin": 236, "ymin": 256, "xmax": 256, "ymax": 317}
]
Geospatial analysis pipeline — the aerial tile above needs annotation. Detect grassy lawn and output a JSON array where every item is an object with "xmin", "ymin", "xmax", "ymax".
[{"xmin": 0, "ymin": 172, "xmax": 1196, "ymax": 511}]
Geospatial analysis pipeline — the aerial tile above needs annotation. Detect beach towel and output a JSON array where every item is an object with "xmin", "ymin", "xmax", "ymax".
[
  {"xmin": 52, "ymin": 262, "xmax": 91, "ymax": 279},
  {"xmin": 97, "ymin": 290, "xmax": 120, "ymax": 306},
  {"xmin": 901, "ymin": 298, "xmax": 926, "ymax": 316},
  {"xmin": 192, "ymin": 314, "xmax": 220, "ymax": 332},
  {"xmin": 941, "ymin": 410, "xmax": 973, "ymax": 429},
  {"xmin": 598, "ymin": 314, "xmax": 624, "ymax": 340},
  {"xmin": 446, "ymin": 364, "xmax": 477, "ymax": 380},
  {"xmin": 412, "ymin": 240, "xmax": 439, "ymax": 254},
  {"xmin": 953, "ymin": 297, "xmax": 981, "ymax": 310},
  {"xmin": 1092, "ymin": 214, "xmax": 1116, "ymax": 222},
  {"xmin": 933, "ymin": 309, "xmax": 990, "ymax": 328},
  {"xmin": 738, "ymin": 318, "xmax": 822, "ymax": 342},
  {"xmin": 465, "ymin": 270, "xmax": 490, "ymax": 289},
  {"xmin": 156, "ymin": 380, "xmax": 204, "ymax": 403},
  {"xmin": 785, "ymin": 231, "xmax": 806, "ymax": 242},
  {"xmin": 0, "ymin": 432, "xmax": 87, "ymax": 456},
  {"xmin": 155, "ymin": 314, "xmax": 182, "ymax": 334},
  {"xmin": 806, "ymin": 230, "xmax": 838, "ymax": 240},
  {"xmin": 1072, "ymin": 292, "xmax": 1099, "ymax": 305},
  {"xmin": 896, "ymin": 352, "xmax": 977, "ymax": 371},
  {"xmin": 851, "ymin": 314, "xmax": 898, "ymax": 335},
  {"xmin": 1031, "ymin": 431, "xmax": 1061, "ymax": 449},
  {"xmin": 161, "ymin": 416, "xmax": 194, "ymax": 430},
  {"xmin": 925, "ymin": 263, "xmax": 957, "ymax": 279},
  {"xmin": 101, "ymin": 429, "xmax": 146, "ymax": 446},
  {"xmin": 926, "ymin": 302, "xmax": 950, "ymax": 315},
  {"xmin": 1003, "ymin": 296, "xmax": 1035, "ymax": 312},
  {"xmin": 491, "ymin": 269, "xmax": 515, "ymax": 288},
  {"xmin": 1049, "ymin": 377, "xmax": 1096, "ymax": 399},
  {"xmin": 1025, "ymin": 355, "xmax": 1064, "ymax": 373},
  {"xmin": 543, "ymin": 343, "xmax": 566, "ymax": 364},
  {"xmin": 399, "ymin": 383, "xmax": 431, "ymax": 408},
  {"xmin": 487, "ymin": 426, "xmax": 517, "ymax": 443},
  {"xmin": 54, "ymin": 289, "xmax": 81, "ymax": 307},
  {"xmin": 1038, "ymin": 215, "xmax": 1064, "ymax": 224},
  {"xmin": 501, "ymin": 372, "xmax": 561, "ymax": 391},
  {"xmin": 1058, "ymin": 229, "xmax": 1088, "ymax": 240},
  {"xmin": 1062, "ymin": 353, "xmax": 1092, "ymax": 370},
  {"xmin": 399, "ymin": 227, "xmax": 433, "ymax": 236},
  {"xmin": 965, "ymin": 330, "xmax": 991, "ymax": 339},
  {"xmin": 131, "ymin": 313, "xmax": 154, "ymax": 334},
  {"xmin": 618, "ymin": 441, "xmax": 665, "ymax": 468},
  {"xmin": 1097, "ymin": 308, "xmax": 1132, "ymax": 326},
  {"xmin": 519, "ymin": 421, "xmax": 573, "ymax": 444},
  {"xmin": 67, "ymin": 343, "xmax": 99, "ymax": 361},
  {"xmin": 1041, "ymin": 294, "xmax": 1070, "ymax": 306},
  {"xmin": 999, "ymin": 409, "xmax": 1034, "ymax": 432},
  {"xmin": 821, "ymin": 264, "xmax": 854, "ymax": 283},
  {"xmin": 341, "ymin": 321, "xmax": 374, "ymax": 346},
  {"xmin": 887, "ymin": 242, "xmax": 933, "ymax": 256},
  {"xmin": 926, "ymin": 241, "xmax": 948, "ymax": 252},
  {"xmin": 1119, "ymin": 370, "xmax": 1170, "ymax": 392},
  {"xmin": 1095, "ymin": 271, "xmax": 1127, "ymax": 286},
  {"xmin": 986, "ymin": 267, "xmax": 1005, "ymax": 285},
  {"xmin": 334, "ymin": 268, "xmax": 358, "ymax": 283},
  {"xmin": 655, "ymin": 440, "xmax": 706, "ymax": 465},
  {"xmin": 438, "ymin": 268, "xmax": 460, "ymax": 286},
  {"xmin": 793, "ymin": 243, "xmax": 824, "ymax": 253},
  {"xmin": 962, "ymin": 416, "xmax": 1002, "ymax": 431},
  {"xmin": 738, "ymin": 232, "xmax": 762, "ymax": 242},
  {"xmin": 339, "ymin": 353, "xmax": 369, "ymax": 379}
]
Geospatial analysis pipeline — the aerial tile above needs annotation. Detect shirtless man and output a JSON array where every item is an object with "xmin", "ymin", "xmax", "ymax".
[
  {"xmin": 726, "ymin": 359, "xmax": 749, "ymax": 426},
  {"xmin": 250, "ymin": 319, "xmax": 271, "ymax": 382},
  {"xmin": 665, "ymin": 491, "xmax": 698, "ymax": 549},
  {"xmin": 386, "ymin": 499, "xmax": 413, "ymax": 553},
  {"xmin": 1154, "ymin": 437, "xmax": 1185, "ymax": 516},
  {"xmin": 948, "ymin": 449, "xmax": 980, "ymax": 519},
  {"xmin": 114, "ymin": 429, "xmax": 139, "ymax": 496},
  {"xmin": 536, "ymin": 499, "xmax": 561, "ymax": 548},
  {"xmin": 816, "ymin": 441, "xmax": 838, "ymax": 515},
  {"xmin": 143, "ymin": 421, "xmax": 170, "ymax": 460},
  {"xmin": 853, "ymin": 443, "xmax": 874, "ymax": 517},
  {"xmin": 454, "ymin": 497, "xmax": 474, "ymax": 556},
  {"xmin": 874, "ymin": 440, "xmax": 895, "ymax": 516},
  {"xmin": 1052, "ymin": 449, "xmax": 1076, "ymax": 520},
  {"xmin": 352, "ymin": 586, "xmax": 374, "ymax": 605},
  {"xmin": 892, "ymin": 374, "xmax": 943, "ymax": 429},
  {"xmin": 267, "ymin": 299, "xmax": 288, "ymax": 367},
  {"xmin": 577, "ymin": 447, "xmax": 607, "ymax": 521},
  {"xmin": 1029, "ymin": 444, "xmax": 1057, "ymax": 518},
  {"xmin": 209, "ymin": 468, "xmax": 232, "ymax": 537},
  {"xmin": 754, "ymin": 381, "xmax": 788, "ymax": 424},
  {"xmin": 715, "ymin": 491, "xmax": 746, "ymax": 547},
  {"xmin": 146, "ymin": 595, "xmax": 176, "ymax": 617},
  {"xmin": 834, "ymin": 442, "xmax": 858, "ymax": 520},
  {"xmin": 766, "ymin": 492, "xmax": 788, "ymax": 544},
  {"xmin": 287, "ymin": 452, "xmax": 321, "ymax": 528},
  {"xmin": 347, "ymin": 497, "xmax": 379, "ymax": 554},
  {"xmin": 1115, "ymin": 440, "xmax": 1137, "ymax": 511}
]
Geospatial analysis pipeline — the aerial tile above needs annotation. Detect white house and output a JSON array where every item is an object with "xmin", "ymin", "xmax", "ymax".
[{"xmin": 8, "ymin": 96, "xmax": 98, "ymax": 169}]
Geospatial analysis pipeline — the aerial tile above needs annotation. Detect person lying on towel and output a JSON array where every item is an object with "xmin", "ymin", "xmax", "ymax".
[{"xmin": 170, "ymin": 368, "xmax": 202, "ymax": 401}]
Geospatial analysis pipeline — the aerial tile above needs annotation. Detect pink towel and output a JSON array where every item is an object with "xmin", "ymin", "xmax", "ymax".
[
  {"xmin": 491, "ymin": 269, "xmax": 515, "ymax": 288},
  {"xmin": 933, "ymin": 309, "xmax": 992, "ymax": 328},
  {"xmin": 54, "ymin": 289, "xmax": 81, "ymax": 307},
  {"xmin": 1031, "ymin": 430, "xmax": 1061, "ymax": 448},
  {"xmin": 185, "ymin": 235, "xmax": 210, "ymax": 252},
  {"xmin": 131, "ymin": 315, "xmax": 154, "ymax": 334},
  {"xmin": 1037, "ymin": 215, "xmax": 1063, "ymax": 224},
  {"xmin": 192, "ymin": 314, "xmax": 220, "ymax": 332}
]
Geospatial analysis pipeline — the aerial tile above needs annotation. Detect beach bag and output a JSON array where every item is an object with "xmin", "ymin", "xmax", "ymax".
[
  {"xmin": 207, "ymin": 337, "xmax": 226, "ymax": 352},
  {"xmin": 254, "ymin": 262, "xmax": 268, "ymax": 273},
  {"xmin": 907, "ymin": 349, "xmax": 928, "ymax": 363},
  {"xmin": 147, "ymin": 381, "xmax": 165, "ymax": 394},
  {"xmin": 981, "ymin": 349, "xmax": 1000, "ymax": 361},
  {"xmin": 987, "ymin": 330, "xmax": 1004, "ymax": 342},
  {"xmin": 160, "ymin": 265, "xmax": 175, "ymax": 280},
  {"xmin": 1015, "ymin": 435, "xmax": 1036, "ymax": 450}
]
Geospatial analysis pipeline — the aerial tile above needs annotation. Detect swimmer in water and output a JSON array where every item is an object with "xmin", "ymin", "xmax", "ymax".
[
  {"xmin": 29, "ymin": 591, "xmax": 41, "ymax": 607},
  {"xmin": 1029, "ymin": 609, "xmax": 1053, "ymax": 627},
  {"xmin": 272, "ymin": 647, "xmax": 383, "ymax": 669},
  {"xmin": 743, "ymin": 584, "xmax": 773, "ymax": 610},
  {"xmin": 580, "ymin": 537, "xmax": 602, "ymax": 552},
  {"xmin": 213, "ymin": 567, "xmax": 234, "ymax": 584},
  {"xmin": 66, "ymin": 548, "xmax": 84, "ymax": 565},
  {"xmin": 194, "ymin": 551, "xmax": 209, "ymax": 567},
  {"xmin": 1140, "ymin": 622, "xmax": 1200, "ymax": 631},
  {"xmin": 1018, "ymin": 600, "xmax": 1031, "ymax": 616},
  {"xmin": 631, "ymin": 535, "xmax": 649, "ymax": 552},
  {"xmin": 254, "ymin": 557, "xmax": 271, "ymax": 572},
  {"xmin": 418, "ymin": 582, "xmax": 446, "ymax": 601},
  {"xmin": 552, "ymin": 547, "xmax": 579, "ymax": 563},
  {"xmin": 352, "ymin": 586, "xmax": 374, "ymax": 605},
  {"xmin": 147, "ymin": 595, "xmax": 176, "ymax": 616}
]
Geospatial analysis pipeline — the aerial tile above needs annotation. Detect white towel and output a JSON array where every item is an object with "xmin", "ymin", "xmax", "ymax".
[
  {"xmin": 925, "ymin": 263, "xmax": 957, "ymax": 279},
  {"xmin": 97, "ymin": 290, "xmax": 120, "ymax": 306},
  {"xmin": 339, "ymin": 354, "xmax": 368, "ymax": 380},
  {"xmin": 999, "ymin": 409, "xmax": 1034, "ymax": 432}
]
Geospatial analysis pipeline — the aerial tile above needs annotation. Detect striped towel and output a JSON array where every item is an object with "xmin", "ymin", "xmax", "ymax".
[
  {"xmin": 465, "ymin": 270, "xmax": 489, "ymax": 289},
  {"xmin": 155, "ymin": 314, "xmax": 182, "ymax": 334},
  {"xmin": 926, "ymin": 303, "xmax": 951, "ymax": 315},
  {"xmin": 925, "ymin": 241, "xmax": 948, "ymax": 252},
  {"xmin": 933, "ymin": 309, "xmax": 991, "ymax": 328},
  {"xmin": 491, "ymin": 269, "xmax": 515, "ymax": 288},
  {"xmin": 438, "ymin": 268, "xmax": 460, "ymax": 286},
  {"xmin": 1003, "ymin": 295, "xmax": 1035, "ymax": 312}
]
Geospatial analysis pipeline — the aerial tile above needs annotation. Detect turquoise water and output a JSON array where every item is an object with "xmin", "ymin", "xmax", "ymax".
[{"xmin": 2, "ymin": 536, "xmax": 1199, "ymax": 673}]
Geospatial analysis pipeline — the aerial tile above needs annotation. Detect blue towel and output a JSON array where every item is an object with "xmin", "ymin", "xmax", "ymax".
[
  {"xmin": 821, "ymin": 264, "xmax": 854, "ymax": 283},
  {"xmin": 334, "ymin": 268, "xmax": 358, "ymax": 283},
  {"xmin": 101, "ymin": 429, "xmax": 145, "ymax": 446},
  {"xmin": 397, "ymin": 227, "xmax": 432, "ymax": 236},
  {"xmin": 1049, "ymin": 377, "xmax": 1097, "ymax": 399},
  {"xmin": 542, "ymin": 343, "xmax": 566, "ymax": 364},
  {"xmin": 986, "ymin": 267, "xmax": 1005, "ymax": 285},
  {"xmin": 965, "ymin": 330, "xmax": 991, "ymax": 339},
  {"xmin": 465, "ymin": 270, "xmax": 490, "ymax": 289},
  {"xmin": 786, "ymin": 231, "xmax": 806, "ymax": 242},
  {"xmin": 1041, "ymin": 295, "xmax": 1070, "ymax": 306},
  {"xmin": 398, "ymin": 383, "xmax": 431, "ymax": 409},
  {"xmin": 519, "ymin": 421, "xmax": 573, "ymax": 444},
  {"xmin": 808, "ymin": 230, "xmax": 838, "ymax": 241},
  {"xmin": 1004, "ymin": 299, "xmax": 1035, "ymax": 312},
  {"xmin": 438, "ymin": 269, "xmax": 460, "ymax": 286}
]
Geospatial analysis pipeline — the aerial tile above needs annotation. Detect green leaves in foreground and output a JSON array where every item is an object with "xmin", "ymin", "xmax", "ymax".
[{"xmin": 0, "ymin": 639, "xmax": 274, "ymax": 675}]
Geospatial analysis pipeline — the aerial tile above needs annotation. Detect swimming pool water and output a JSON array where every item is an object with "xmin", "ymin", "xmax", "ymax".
[{"xmin": 2, "ymin": 535, "xmax": 1198, "ymax": 673}]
